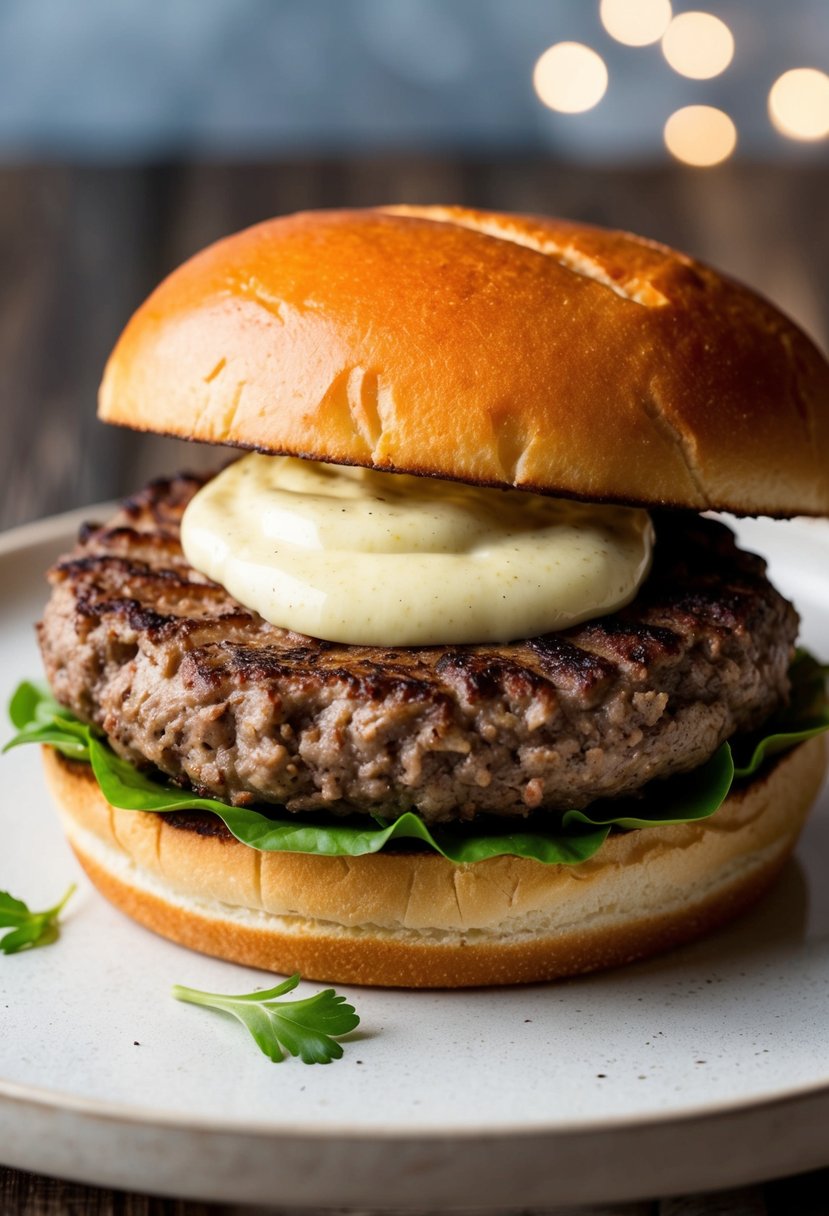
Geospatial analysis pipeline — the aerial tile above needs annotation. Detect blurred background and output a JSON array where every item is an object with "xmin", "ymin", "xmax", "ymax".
[{"xmin": 2, "ymin": 0, "xmax": 828, "ymax": 529}]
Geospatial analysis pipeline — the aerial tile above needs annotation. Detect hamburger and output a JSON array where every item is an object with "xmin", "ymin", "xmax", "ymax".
[{"xmin": 17, "ymin": 205, "xmax": 829, "ymax": 987}]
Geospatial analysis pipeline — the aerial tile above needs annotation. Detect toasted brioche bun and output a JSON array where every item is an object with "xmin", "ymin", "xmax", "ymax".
[
  {"xmin": 43, "ymin": 737, "xmax": 826, "ymax": 988},
  {"xmin": 98, "ymin": 206, "xmax": 829, "ymax": 516}
]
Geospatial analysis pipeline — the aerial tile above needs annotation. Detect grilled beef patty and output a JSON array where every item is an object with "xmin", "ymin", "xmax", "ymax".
[{"xmin": 38, "ymin": 472, "xmax": 798, "ymax": 824}]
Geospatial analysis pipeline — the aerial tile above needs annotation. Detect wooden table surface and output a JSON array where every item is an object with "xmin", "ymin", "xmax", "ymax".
[
  {"xmin": 2, "ymin": 1168, "xmax": 829, "ymax": 1216},
  {"xmin": 1, "ymin": 158, "xmax": 828, "ymax": 1215}
]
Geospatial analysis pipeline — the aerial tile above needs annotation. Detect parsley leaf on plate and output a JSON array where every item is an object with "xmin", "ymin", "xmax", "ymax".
[
  {"xmin": 0, "ymin": 883, "xmax": 76, "ymax": 954},
  {"xmin": 171, "ymin": 973, "xmax": 360, "ymax": 1063}
]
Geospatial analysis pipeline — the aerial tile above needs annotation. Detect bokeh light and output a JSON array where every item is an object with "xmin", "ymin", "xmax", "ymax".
[
  {"xmin": 661, "ymin": 11, "xmax": 734, "ymax": 80},
  {"xmin": 533, "ymin": 42, "xmax": 609, "ymax": 114},
  {"xmin": 600, "ymin": 0, "xmax": 673, "ymax": 48},
  {"xmin": 769, "ymin": 68, "xmax": 829, "ymax": 141},
  {"xmin": 664, "ymin": 105, "xmax": 737, "ymax": 166}
]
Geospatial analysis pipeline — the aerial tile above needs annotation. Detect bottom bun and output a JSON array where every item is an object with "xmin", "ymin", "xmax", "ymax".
[{"xmin": 43, "ymin": 738, "xmax": 826, "ymax": 988}]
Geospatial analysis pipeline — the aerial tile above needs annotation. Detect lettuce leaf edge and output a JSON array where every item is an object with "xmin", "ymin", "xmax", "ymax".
[{"xmin": 5, "ymin": 654, "xmax": 827, "ymax": 866}]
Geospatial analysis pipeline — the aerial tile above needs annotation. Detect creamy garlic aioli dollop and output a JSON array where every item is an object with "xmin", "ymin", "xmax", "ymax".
[{"xmin": 181, "ymin": 454, "xmax": 654, "ymax": 646}]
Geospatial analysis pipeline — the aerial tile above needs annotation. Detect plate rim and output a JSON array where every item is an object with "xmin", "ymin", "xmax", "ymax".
[
  {"xmin": 0, "ymin": 502, "xmax": 118, "ymax": 558},
  {"xmin": 5, "ymin": 1060, "xmax": 829, "ymax": 1141}
]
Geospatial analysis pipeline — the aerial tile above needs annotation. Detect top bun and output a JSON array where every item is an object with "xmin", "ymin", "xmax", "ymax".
[{"xmin": 99, "ymin": 205, "xmax": 829, "ymax": 516}]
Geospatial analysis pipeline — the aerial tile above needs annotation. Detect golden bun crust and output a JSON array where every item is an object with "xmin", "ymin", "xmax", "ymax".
[
  {"xmin": 98, "ymin": 205, "xmax": 829, "ymax": 516},
  {"xmin": 43, "ymin": 737, "xmax": 826, "ymax": 988}
]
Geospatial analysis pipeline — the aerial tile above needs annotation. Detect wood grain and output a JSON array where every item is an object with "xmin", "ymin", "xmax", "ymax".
[
  {"xmin": 1, "ymin": 158, "xmax": 828, "ymax": 1214},
  {"xmin": 4, "ymin": 1162, "xmax": 829, "ymax": 1214}
]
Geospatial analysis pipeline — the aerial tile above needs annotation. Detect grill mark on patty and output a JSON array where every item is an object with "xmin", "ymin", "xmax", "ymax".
[
  {"xmin": 182, "ymin": 642, "xmax": 453, "ymax": 702},
  {"xmin": 523, "ymin": 635, "xmax": 617, "ymax": 697},
  {"xmin": 574, "ymin": 621, "xmax": 684, "ymax": 668},
  {"xmin": 37, "ymin": 471, "xmax": 799, "ymax": 824}
]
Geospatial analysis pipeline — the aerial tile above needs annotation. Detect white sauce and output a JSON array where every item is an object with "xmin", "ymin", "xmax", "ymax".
[{"xmin": 181, "ymin": 454, "xmax": 654, "ymax": 646}]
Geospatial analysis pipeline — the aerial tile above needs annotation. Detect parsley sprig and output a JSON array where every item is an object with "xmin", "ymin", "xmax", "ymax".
[
  {"xmin": 172, "ymin": 973, "xmax": 360, "ymax": 1064},
  {"xmin": 0, "ymin": 884, "xmax": 76, "ymax": 954}
]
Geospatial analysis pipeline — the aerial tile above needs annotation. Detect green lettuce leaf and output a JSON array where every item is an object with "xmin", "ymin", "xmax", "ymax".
[
  {"xmin": 564, "ymin": 741, "xmax": 736, "ymax": 830},
  {"xmin": 6, "ymin": 681, "xmax": 90, "ymax": 760},
  {"xmin": 5, "ymin": 654, "xmax": 828, "ymax": 866},
  {"xmin": 731, "ymin": 651, "xmax": 829, "ymax": 779},
  {"xmin": 86, "ymin": 735, "xmax": 610, "ymax": 863}
]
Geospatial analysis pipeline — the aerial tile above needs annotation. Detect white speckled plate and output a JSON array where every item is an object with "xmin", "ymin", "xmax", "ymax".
[{"xmin": 1, "ymin": 507, "xmax": 828, "ymax": 1209}]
